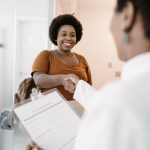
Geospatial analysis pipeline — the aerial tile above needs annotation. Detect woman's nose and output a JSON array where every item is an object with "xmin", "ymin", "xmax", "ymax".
[{"xmin": 65, "ymin": 35, "xmax": 71, "ymax": 40}]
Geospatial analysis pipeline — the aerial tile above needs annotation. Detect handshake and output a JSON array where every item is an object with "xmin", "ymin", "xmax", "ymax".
[{"xmin": 63, "ymin": 74, "xmax": 80, "ymax": 93}]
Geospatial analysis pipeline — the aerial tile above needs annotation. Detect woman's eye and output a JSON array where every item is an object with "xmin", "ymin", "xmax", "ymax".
[
  {"xmin": 62, "ymin": 34, "xmax": 66, "ymax": 36},
  {"xmin": 71, "ymin": 34, "xmax": 76, "ymax": 37}
]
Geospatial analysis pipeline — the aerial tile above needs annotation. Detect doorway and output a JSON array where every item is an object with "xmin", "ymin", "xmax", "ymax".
[{"xmin": 14, "ymin": 18, "xmax": 48, "ymax": 92}]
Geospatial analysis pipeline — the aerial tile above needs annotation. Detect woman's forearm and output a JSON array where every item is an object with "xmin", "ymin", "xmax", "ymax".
[{"xmin": 33, "ymin": 72, "xmax": 66, "ymax": 89}]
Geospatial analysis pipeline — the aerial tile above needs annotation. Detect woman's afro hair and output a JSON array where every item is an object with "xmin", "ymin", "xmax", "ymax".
[{"xmin": 49, "ymin": 14, "xmax": 83, "ymax": 45}]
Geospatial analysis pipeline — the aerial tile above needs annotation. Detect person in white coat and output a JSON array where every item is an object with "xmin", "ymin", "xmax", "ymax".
[{"xmin": 27, "ymin": 0, "xmax": 150, "ymax": 149}]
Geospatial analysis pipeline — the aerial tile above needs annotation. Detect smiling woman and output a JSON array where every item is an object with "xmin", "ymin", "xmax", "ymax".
[{"xmin": 31, "ymin": 14, "xmax": 92, "ymax": 101}]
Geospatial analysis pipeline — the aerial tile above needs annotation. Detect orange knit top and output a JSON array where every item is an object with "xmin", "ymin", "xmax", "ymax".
[{"xmin": 32, "ymin": 50, "xmax": 92, "ymax": 100}]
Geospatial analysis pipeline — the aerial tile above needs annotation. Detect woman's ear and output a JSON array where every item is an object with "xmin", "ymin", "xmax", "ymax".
[{"xmin": 121, "ymin": 1, "xmax": 135, "ymax": 32}]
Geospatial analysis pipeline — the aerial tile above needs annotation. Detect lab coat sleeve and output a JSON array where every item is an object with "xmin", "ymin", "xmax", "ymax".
[
  {"xmin": 74, "ymin": 104, "xmax": 145, "ymax": 150},
  {"xmin": 73, "ymin": 80, "xmax": 97, "ymax": 109}
]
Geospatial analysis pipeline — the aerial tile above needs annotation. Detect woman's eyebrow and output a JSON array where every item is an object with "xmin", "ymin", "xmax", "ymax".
[{"xmin": 60, "ymin": 31, "xmax": 75, "ymax": 34}]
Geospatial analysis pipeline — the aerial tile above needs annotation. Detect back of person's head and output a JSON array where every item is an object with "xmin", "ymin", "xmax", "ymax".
[
  {"xmin": 116, "ymin": 0, "xmax": 150, "ymax": 39},
  {"xmin": 49, "ymin": 14, "xmax": 83, "ymax": 45}
]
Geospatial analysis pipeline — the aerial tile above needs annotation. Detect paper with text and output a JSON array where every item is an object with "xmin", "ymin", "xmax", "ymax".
[{"xmin": 14, "ymin": 90, "xmax": 80, "ymax": 150}]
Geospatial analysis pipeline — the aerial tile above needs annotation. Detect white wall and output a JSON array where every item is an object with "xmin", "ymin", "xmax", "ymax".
[
  {"xmin": 16, "ymin": 0, "xmax": 49, "ymax": 18},
  {"xmin": 0, "ymin": 0, "xmax": 15, "ymax": 108},
  {"xmin": 0, "ymin": 0, "xmax": 15, "ymax": 149},
  {"xmin": 74, "ymin": 2, "xmax": 123, "ymax": 88},
  {"xmin": 56, "ymin": 0, "xmax": 76, "ymax": 15}
]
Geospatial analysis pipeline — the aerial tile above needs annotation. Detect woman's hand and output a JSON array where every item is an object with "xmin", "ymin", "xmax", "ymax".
[
  {"xmin": 63, "ymin": 79, "xmax": 76, "ymax": 93},
  {"xmin": 63, "ymin": 74, "xmax": 79, "ymax": 93},
  {"xmin": 26, "ymin": 141, "xmax": 43, "ymax": 150}
]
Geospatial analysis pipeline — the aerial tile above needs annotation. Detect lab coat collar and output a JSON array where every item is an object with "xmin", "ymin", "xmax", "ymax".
[{"xmin": 121, "ymin": 52, "xmax": 150, "ymax": 81}]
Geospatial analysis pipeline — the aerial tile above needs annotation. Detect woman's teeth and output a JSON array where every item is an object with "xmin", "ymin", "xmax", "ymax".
[{"xmin": 64, "ymin": 43, "xmax": 71, "ymax": 46}]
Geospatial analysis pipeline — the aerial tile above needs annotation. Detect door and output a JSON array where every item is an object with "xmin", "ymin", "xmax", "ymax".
[{"xmin": 14, "ymin": 19, "xmax": 48, "ymax": 92}]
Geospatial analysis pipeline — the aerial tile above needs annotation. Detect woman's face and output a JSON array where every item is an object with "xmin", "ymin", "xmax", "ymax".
[{"xmin": 57, "ymin": 25, "xmax": 76, "ymax": 52}]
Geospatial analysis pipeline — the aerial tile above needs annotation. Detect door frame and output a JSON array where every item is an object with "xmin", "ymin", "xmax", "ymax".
[{"xmin": 14, "ymin": 17, "xmax": 49, "ymax": 92}]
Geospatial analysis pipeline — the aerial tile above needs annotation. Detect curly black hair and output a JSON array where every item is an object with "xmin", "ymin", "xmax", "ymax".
[
  {"xmin": 49, "ymin": 14, "xmax": 83, "ymax": 46},
  {"xmin": 116, "ymin": 0, "xmax": 150, "ymax": 39}
]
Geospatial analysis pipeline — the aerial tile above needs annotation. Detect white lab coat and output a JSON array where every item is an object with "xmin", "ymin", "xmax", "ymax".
[{"xmin": 73, "ymin": 52, "xmax": 150, "ymax": 150}]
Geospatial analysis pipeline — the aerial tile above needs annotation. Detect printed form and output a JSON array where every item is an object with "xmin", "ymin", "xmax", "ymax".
[{"xmin": 13, "ymin": 90, "xmax": 80, "ymax": 150}]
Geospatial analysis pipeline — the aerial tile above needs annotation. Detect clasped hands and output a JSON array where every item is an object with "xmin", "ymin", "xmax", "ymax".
[{"xmin": 63, "ymin": 74, "xmax": 79, "ymax": 93}]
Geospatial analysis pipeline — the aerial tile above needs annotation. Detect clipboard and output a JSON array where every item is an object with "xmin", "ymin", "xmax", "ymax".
[{"xmin": 13, "ymin": 88, "xmax": 80, "ymax": 150}]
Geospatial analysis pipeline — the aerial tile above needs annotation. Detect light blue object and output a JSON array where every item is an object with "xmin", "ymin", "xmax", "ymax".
[{"xmin": 30, "ymin": 88, "xmax": 43, "ymax": 100}]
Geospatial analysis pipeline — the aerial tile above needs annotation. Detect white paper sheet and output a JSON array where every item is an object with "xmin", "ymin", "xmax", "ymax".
[{"xmin": 13, "ymin": 90, "xmax": 80, "ymax": 150}]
